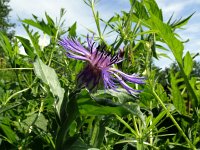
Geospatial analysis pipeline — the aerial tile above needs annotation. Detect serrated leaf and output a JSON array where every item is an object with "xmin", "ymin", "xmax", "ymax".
[
  {"xmin": 170, "ymin": 72, "xmax": 186, "ymax": 114},
  {"xmin": 147, "ymin": 14, "xmax": 184, "ymax": 65},
  {"xmin": 22, "ymin": 24, "xmax": 42, "ymax": 57},
  {"xmin": 134, "ymin": 1, "xmax": 149, "ymax": 19},
  {"xmin": 144, "ymin": 0, "xmax": 163, "ymax": 20},
  {"xmin": 171, "ymin": 13, "xmax": 194, "ymax": 29},
  {"xmin": 68, "ymin": 22, "xmax": 77, "ymax": 37},
  {"xmin": 33, "ymin": 57, "xmax": 65, "ymax": 118},
  {"xmin": 157, "ymin": 53, "xmax": 172, "ymax": 60},
  {"xmin": 63, "ymin": 137, "xmax": 90, "ymax": 150},
  {"xmin": 22, "ymin": 113, "xmax": 48, "ymax": 131},
  {"xmin": 45, "ymin": 12, "xmax": 55, "ymax": 26},
  {"xmin": 0, "ymin": 32, "xmax": 13, "ymax": 57},
  {"xmin": 78, "ymin": 97, "xmax": 129, "ymax": 116},
  {"xmin": 146, "ymin": 109, "xmax": 167, "ymax": 132},
  {"xmin": 0, "ymin": 119, "xmax": 18, "ymax": 144},
  {"xmin": 105, "ymin": 127, "xmax": 126, "ymax": 137},
  {"xmin": 16, "ymin": 36, "xmax": 36, "ymax": 58},
  {"xmin": 0, "ymin": 101, "xmax": 23, "ymax": 114},
  {"xmin": 22, "ymin": 13, "xmax": 57, "ymax": 36},
  {"xmin": 93, "ymin": 89, "xmax": 134, "ymax": 104},
  {"xmin": 184, "ymin": 51, "xmax": 193, "ymax": 77}
]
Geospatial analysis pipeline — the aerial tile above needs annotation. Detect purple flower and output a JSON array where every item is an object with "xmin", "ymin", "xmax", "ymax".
[{"xmin": 59, "ymin": 35, "xmax": 145, "ymax": 95}]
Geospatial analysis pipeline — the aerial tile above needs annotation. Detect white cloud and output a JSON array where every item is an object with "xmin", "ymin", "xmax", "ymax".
[
  {"xmin": 157, "ymin": 0, "xmax": 189, "ymax": 17},
  {"xmin": 10, "ymin": 0, "xmax": 128, "ymax": 36},
  {"xmin": 9, "ymin": 0, "xmax": 200, "ymax": 68},
  {"xmin": 10, "ymin": 0, "xmax": 95, "ymax": 34}
]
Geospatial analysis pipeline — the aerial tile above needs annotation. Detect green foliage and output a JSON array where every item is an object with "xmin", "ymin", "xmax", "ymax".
[
  {"xmin": 0, "ymin": 0, "xmax": 15, "ymax": 39},
  {"xmin": 0, "ymin": 0, "xmax": 200, "ymax": 150},
  {"xmin": 33, "ymin": 57, "xmax": 65, "ymax": 119},
  {"xmin": 170, "ymin": 72, "xmax": 186, "ymax": 114},
  {"xmin": 184, "ymin": 51, "xmax": 193, "ymax": 77}
]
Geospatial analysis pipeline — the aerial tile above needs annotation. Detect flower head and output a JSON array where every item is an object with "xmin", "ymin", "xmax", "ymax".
[{"xmin": 59, "ymin": 35, "xmax": 145, "ymax": 95}]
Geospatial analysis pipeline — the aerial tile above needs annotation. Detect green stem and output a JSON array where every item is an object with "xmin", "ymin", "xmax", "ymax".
[
  {"xmin": 114, "ymin": 2, "xmax": 135, "ymax": 51},
  {"xmin": 0, "ymin": 68, "xmax": 33, "ymax": 71},
  {"xmin": 179, "ymin": 64, "xmax": 198, "ymax": 109},
  {"xmin": 23, "ymin": 98, "xmax": 44, "ymax": 149},
  {"xmin": 5, "ymin": 87, "xmax": 30, "ymax": 104},
  {"xmin": 115, "ymin": 114, "xmax": 137, "ymax": 136},
  {"xmin": 5, "ymin": 78, "xmax": 37, "ymax": 104},
  {"xmin": 133, "ymin": 116, "xmax": 140, "ymax": 137},
  {"xmin": 48, "ymin": 14, "xmax": 62, "ymax": 66},
  {"xmin": 152, "ymin": 89, "xmax": 196, "ymax": 150},
  {"xmin": 149, "ymin": 101, "xmax": 153, "ymax": 146},
  {"xmin": 91, "ymin": 0, "xmax": 102, "ymax": 40},
  {"xmin": 133, "ymin": 117, "xmax": 144, "ymax": 150}
]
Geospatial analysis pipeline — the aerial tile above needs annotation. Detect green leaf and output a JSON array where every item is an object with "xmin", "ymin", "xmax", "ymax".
[
  {"xmin": 16, "ymin": 36, "xmax": 36, "ymax": 59},
  {"xmin": 22, "ymin": 13, "xmax": 57, "ymax": 36},
  {"xmin": 171, "ymin": 13, "xmax": 195, "ymax": 29},
  {"xmin": 0, "ymin": 32, "xmax": 13, "ymax": 57},
  {"xmin": 22, "ymin": 24, "xmax": 42, "ymax": 57},
  {"xmin": 189, "ymin": 77, "xmax": 200, "ymax": 105},
  {"xmin": 134, "ymin": 1, "xmax": 149, "ymax": 19},
  {"xmin": 157, "ymin": 53, "xmax": 172, "ymax": 60},
  {"xmin": 170, "ymin": 72, "xmax": 186, "ymax": 114},
  {"xmin": 45, "ymin": 12, "xmax": 55, "ymax": 27},
  {"xmin": 55, "ymin": 91, "xmax": 79, "ymax": 150},
  {"xmin": 93, "ymin": 89, "xmax": 135, "ymax": 104},
  {"xmin": 22, "ymin": 113, "xmax": 48, "ymax": 131},
  {"xmin": 0, "ymin": 101, "xmax": 23, "ymax": 114},
  {"xmin": 105, "ymin": 127, "xmax": 127, "ymax": 137},
  {"xmin": 89, "ymin": 118, "xmax": 105, "ymax": 148},
  {"xmin": 146, "ymin": 109, "xmax": 167, "ymax": 133},
  {"xmin": 156, "ymin": 84, "xmax": 169, "ymax": 102},
  {"xmin": 144, "ymin": 0, "xmax": 163, "ymax": 20},
  {"xmin": 33, "ymin": 57, "xmax": 65, "ymax": 118},
  {"xmin": 148, "ymin": 34, "xmax": 158, "ymax": 59},
  {"xmin": 22, "ymin": 19, "xmax": 42, "ymax": 31},
  {"xmin": 69, "ymin": 121, "xmax": 77, "ymax": 136},
  {"xmin": 184, "ymin": 51, "xmax": 193, "ymax": 77},
  {"xmin": 68, "ymin": 22, "xmax": 77, "ymax": 37},
  {"xmin": 63, "ymin": 137, "xmax": 91, "ymax": 150},
  {"xmin": 78, "ymin": 97, "xmax": 129, "ymax": 116},
  {"xmin": 0, "ymin": 118, "xmax": 18, "ymax": 144},
  {"xmin": 147, "ymin": 14, "xmax": 184, "ymax": 65}
]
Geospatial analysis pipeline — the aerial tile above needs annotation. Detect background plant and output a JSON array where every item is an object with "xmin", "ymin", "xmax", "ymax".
[{"xmin": 0, "ymin": 0, "xmax": 199, "ymax": 150}]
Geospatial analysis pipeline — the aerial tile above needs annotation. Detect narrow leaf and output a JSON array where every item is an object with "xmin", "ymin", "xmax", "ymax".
[
  {"xmin": 147, "ymin": 14, "xmax": 184, "ymax": 65},
  {"xmin": 170, "ymin": 72, "xmax": 186, "ymax": 114},
  {"xmin": 16, "ymin": 36, "xmax": 36, "ymax": 58},
  {"xmin": 184, "ymin": 51, "xmax": 193, "ymax": 77}
]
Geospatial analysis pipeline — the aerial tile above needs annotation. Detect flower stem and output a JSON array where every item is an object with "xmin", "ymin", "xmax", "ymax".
[
  {"xmin": 152, "ymin": 89, "xmax": 196, "ymax": 150},
  {"xmin": 91, "ymin": 0, "xmax": 102, "ymax": 40},
  {"xmin": 6, "ymin": 87, "xmax": 30, "ymax": 104},
  {"xmin": 0, "ymin": 68, "xmax": 33, "ymax": 71},
  {"xmin": 115, "ymin": 114, "xmax": 137, "ymax": 136}
]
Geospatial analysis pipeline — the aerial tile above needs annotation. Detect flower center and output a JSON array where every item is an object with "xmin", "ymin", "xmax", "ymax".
[{"xmin": 89, "ymin": 43, "xmax": 120, "ymax": 70}]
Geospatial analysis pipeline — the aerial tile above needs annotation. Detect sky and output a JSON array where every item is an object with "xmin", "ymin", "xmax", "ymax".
[{"xmin": 9, "ymin": 0, "xmax": 200, "ymax": 69}]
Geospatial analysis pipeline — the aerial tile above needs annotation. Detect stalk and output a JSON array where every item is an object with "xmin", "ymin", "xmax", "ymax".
[{"xmin": 152, "ymin": 89, "xmax": 196, "ymax": 150}]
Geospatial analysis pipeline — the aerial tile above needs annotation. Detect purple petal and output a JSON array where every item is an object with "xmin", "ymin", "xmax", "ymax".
[
  {"xmin": 110, "ymin": 68, "xmax": 145, "ymax": 84},
  {"xmin": 102, "ymin": 70, "xmax": 118, "ymax": 90},
  {"xmin": 59, "ymin": 38, "xmax": 91, "ymax": 56},
  {"xmin": 87, "ymin": 34, "xmax": 94, "ymax": 50},
  {"xmin": 113, "ymin": 73, "xmax": 142, "ymax": 95},
  {"xmin": 67, "ymin": 53, "xmax": 90, "ymax": 61}
]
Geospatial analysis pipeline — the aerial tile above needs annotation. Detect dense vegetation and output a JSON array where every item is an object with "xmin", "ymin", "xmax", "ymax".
[{"xmin": 0, "ymin": 0, "xmax": 200, "ymax": 149}]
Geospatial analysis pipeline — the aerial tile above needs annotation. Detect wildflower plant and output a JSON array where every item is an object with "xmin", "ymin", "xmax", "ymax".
[{"xmin": 0, "ymin": 0, "xmax": 200, "ymax": 150}]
